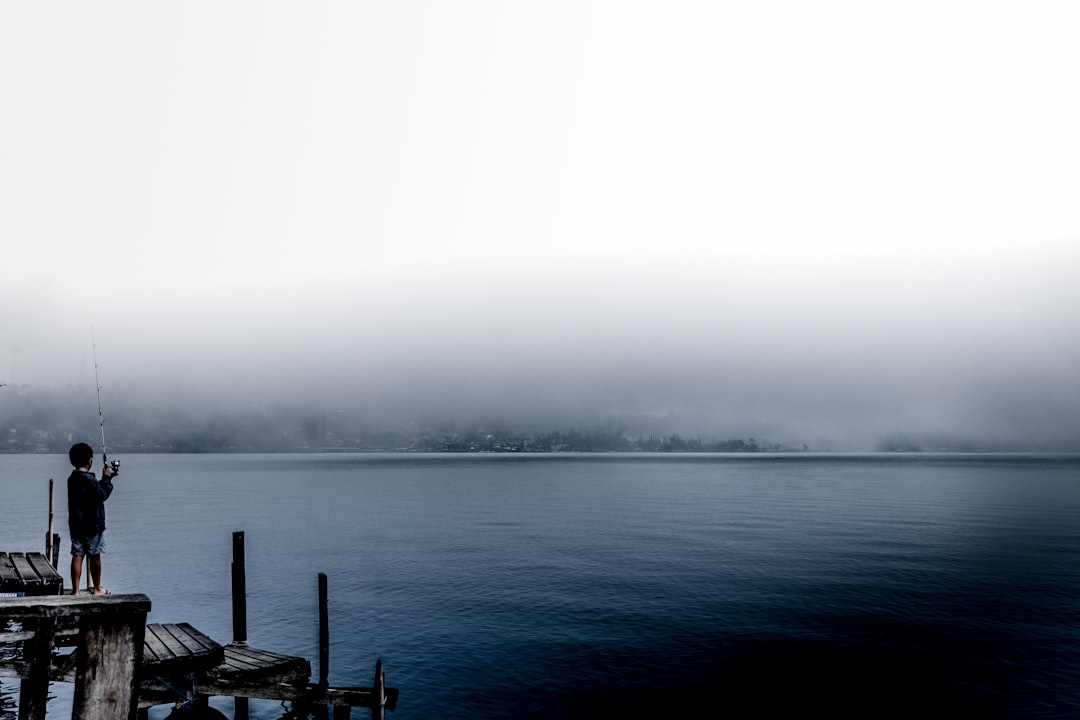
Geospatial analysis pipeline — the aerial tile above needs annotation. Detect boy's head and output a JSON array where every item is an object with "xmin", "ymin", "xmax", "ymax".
[{"xmin": 69, "ymin": 442, "xmax": 94, "ymax": 468}]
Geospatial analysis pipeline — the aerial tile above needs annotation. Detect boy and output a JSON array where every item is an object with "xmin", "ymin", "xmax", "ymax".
[{"xmin": 67, "ymin": 442, "xmax": 117, "ymax": 595}]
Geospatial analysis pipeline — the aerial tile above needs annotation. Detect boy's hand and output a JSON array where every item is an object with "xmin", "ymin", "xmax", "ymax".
[{"xmin": 103, "ymin": 465, "xmax": 117, "ymax": 479}]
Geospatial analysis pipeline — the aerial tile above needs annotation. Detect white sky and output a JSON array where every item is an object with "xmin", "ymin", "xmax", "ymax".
[{"xmin": 2, "ymin": 2, "xmax": 1079, "ymax": 442}]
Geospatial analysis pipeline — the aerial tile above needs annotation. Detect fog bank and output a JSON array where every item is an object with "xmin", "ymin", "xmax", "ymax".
[{"xmin": 3, "ymin": 3, "xmax": 1079, "ymax": 450}]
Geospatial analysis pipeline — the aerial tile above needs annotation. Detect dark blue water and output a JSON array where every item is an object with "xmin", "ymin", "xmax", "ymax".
[{"xmin": 3, "ymin": 453, "xmax": 1080, "ymax": 718}]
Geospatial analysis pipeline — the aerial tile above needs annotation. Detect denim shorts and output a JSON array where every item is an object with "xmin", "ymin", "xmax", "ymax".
[{"xmin": 70, "ymin": 533, "xmax": 105, "ymax": 556}]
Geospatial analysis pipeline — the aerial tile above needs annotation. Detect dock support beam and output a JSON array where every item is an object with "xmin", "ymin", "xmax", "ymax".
[{"xmin": 73, "ymin": 612, "xmax": 148, "ymax": 720}]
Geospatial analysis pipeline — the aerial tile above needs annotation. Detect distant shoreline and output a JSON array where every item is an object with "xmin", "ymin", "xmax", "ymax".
[{"xmin": 4, "ymin": 448, "xmax": 1079, "ymax": 457}]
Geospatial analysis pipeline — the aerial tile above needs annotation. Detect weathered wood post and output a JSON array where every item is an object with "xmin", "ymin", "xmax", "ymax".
[
  {"xmin": 73, "ymin": 599, "xmax": 150, "ymax": 720},
  {"xmin": 18, "ymin": 616, "xmax": 56, "ymax": 720},
  {"xmin": 319, "ymin": 572, "xmax": 330, "ymax": 688},
  {"xmin": 45, "ymin": 479, "xmax": 62, "ymax": 569},
  {"xmin": 46, "ymin": 478, "xmax": 56, "ymax": 569},
  {"xmin": 232, "ymin": 530, "xmax": 250, "ymax": 720},
  {"xmin": 319, "ymin": 573, "xmax": 351, "ymax": 719},
  {"xmin": 371, "ymin": 659, "xmax": 385, "ymax": 720},
  {"xmin": 232, "ymin": 531, "xmax": 247, "ymax": 644}
]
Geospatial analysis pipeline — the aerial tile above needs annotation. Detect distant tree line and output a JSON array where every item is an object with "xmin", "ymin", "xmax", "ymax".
[
  {"xmin": 410, "ymin": 428, "xmax": 791, "ymax": 453},
  {"xmin": 16, "ymin": 384, "xmax": 1061, "ymax": 453},
  {"xmin": 0, "ymin": 385, "xmax": 798, "ymax": 454}
]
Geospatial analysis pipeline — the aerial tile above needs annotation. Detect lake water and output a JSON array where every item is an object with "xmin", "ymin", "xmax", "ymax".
[{"xmin": 3, "ymin": 453, "xmax": 1080, "ymax": 719}]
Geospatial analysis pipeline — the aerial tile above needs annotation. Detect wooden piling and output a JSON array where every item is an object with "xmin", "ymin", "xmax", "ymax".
[
  {"xmin": 372, "ymin": 659, "xmax": 386, "ymax": 720},
  {"xmin": 231, "ymin": 531, "xmax": 247, "ymax": 644},
  {"xmin": 45, "ymin": 479, "xmax": 55, "ymax": 569},
  {"xmin": 319, "ymin": 572, "xmax": 330, "ymax": 688},
  {"xmin": 232, "ymin": 531, "xmax": 250, "ymax": 720},
  {"xmin": 51, "ymin": 532, "xmax": 61, "ymax": 569}
]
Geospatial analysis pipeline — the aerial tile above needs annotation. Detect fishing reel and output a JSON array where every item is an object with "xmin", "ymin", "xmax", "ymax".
[{"xmin": 106, "ymin": 459, "xmax": 120, "ymax": 474}]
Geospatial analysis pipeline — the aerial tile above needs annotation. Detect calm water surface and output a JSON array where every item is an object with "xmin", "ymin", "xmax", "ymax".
[{"xmin": 3, "ymin": 453, "xmax": 1080, "ymax": 718}]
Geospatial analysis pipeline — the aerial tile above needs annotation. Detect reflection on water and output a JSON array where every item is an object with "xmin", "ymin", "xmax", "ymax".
[{"xmin": 0, "ymin": 689, "xmax": 14, "ymax": 720}]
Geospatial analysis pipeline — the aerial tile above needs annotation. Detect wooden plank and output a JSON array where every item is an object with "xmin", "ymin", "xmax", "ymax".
[
  {"xmin": 144, "ymin": 624, "xmax": 187, "ymax": 663},
  {"xmin": 0, "ymin": 554, "xmax": 21, "ymax": 591},
  {"xmin": 0, "ymin": 593, "xmax": 152, "ymax": 619},
  {"xmin": 141, "ymin": 626, "xmax": 173, "ymax": 665},
  {"xmin": 213, "ymin": 642, "xmax": 310, "ymax": 683},
  {"xmin": 141, "ymin": 623, "xmax": 223, "ymax": 673},
  {"xmin": 25, "ymin": 554, "xmax": 63, "ymax": 594},
  {"xmin": 218, "ymin": 644, "xmax": 266, "ymax": 673},
  {"xmin": 167, "ymin": 623, "xmax": 222, "ymax": 659},
  {"xmin": 10, "ymin": 554, "xmax": 42, "ymax": 590}
]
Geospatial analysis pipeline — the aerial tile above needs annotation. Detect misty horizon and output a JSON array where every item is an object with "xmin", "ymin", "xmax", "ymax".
[
  {"xmin": 3, "ymin": 4, "xmax": 1078, "ymax": 453},
  {"xmin": 2, "ymin": 371, "xmax": 1079, "ymax": 454}
]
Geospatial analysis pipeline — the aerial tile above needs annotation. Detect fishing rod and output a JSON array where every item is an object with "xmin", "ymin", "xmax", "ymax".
[{"xmin": 91, "ymin": 328, "xmax": 120, "ymax": 474}]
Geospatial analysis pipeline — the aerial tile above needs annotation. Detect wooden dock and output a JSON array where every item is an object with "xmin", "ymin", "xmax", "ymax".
[
  {"xmin": 1, "ymin": 537, "xmax": 397, "ymax": 720},
  {"xmin": 0, "ymin": 553, "xmax": 64, "ymax": 597},
  {"xmin": 142, "ymin": 622, "xmax": 225, "ymax": 674}
]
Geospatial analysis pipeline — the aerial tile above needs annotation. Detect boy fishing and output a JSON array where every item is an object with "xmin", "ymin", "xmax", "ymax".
[{"xmin": 67, "ymin": 442, "xmax": 118, "ymax": 595}]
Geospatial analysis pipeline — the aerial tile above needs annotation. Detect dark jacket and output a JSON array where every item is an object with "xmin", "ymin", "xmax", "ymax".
[{"xmin": 67, "ymin": 469, "xmax": 113, "ymax": 537}]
